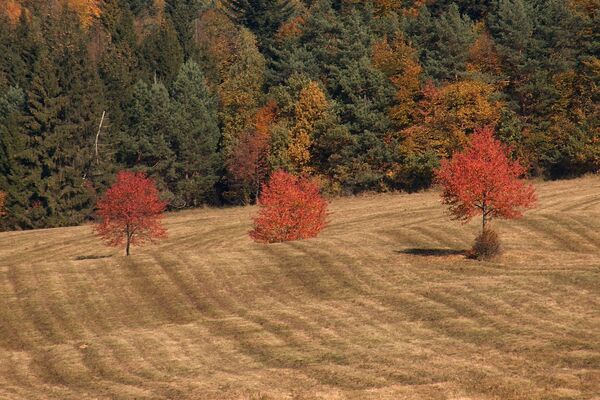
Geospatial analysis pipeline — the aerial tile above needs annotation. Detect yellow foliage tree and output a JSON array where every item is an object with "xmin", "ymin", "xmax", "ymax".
[
  {"xmin": 217, "ymin": 28, "xmax": 266, "ymax": 157},
  {"xmin": 372, "ymin": 34, "xmax": 422, "ymax": 128},
  {"xmin": 65, "ymin": 0, "xmax": 102, "ymax": 28},
  {"xmin": 1, "ymin": 0, "xmax": 101, "ymax": 28},
  {"xmin": 402, "ymin": 80, "xmax": 501, "ymax": 158},
  {"xmin": 288, "ymin": 81, "xmax": 329, "ymax": 173}
]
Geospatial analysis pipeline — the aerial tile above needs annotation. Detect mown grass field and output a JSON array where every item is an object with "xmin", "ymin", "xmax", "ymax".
[{"xmin": 0, "ymin": 176, "xmax": 599, "ymax": 399}]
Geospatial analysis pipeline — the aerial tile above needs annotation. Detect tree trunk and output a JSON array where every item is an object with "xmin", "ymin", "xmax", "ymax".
[
  {"xmin": 481, "ymin": 196, "xmax": 487, "ymax": 233},
  {"xmin": 482, "ymin": 211, "xmax": 487, "ymax": 233},
  {"xmin": 125, "ymin": 225, "xmax": 131, "ymax": 256}
]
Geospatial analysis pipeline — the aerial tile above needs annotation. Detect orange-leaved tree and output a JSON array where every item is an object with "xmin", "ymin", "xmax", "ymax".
[
  {"xmin": 228, "ymin": 100, "xmax": 277, "ymax": 202},
  {"xmin": 372, "ymin": 33, "xmax": 422, "ymax": 128},
  {"xmin": 95, "ymin": 171, "xmax": 167, "ymax": 256},
  {"xmin": 250, "ymin": 170, "xmax": 328, "ymax": 243},
  {"xmin": 435, "ymin": 126, "xmax": 536, "ymax": 234}
]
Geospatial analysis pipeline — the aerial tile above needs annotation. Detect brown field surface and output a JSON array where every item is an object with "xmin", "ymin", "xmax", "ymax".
[{"xmin": 0, "ymin": 176, "xmax": 599, "ymax": 399}]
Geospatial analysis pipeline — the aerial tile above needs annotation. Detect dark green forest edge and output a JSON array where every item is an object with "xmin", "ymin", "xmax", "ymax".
[{"xmin": 0, "ymin": 0, "xmax": 598, "ymax": 230}]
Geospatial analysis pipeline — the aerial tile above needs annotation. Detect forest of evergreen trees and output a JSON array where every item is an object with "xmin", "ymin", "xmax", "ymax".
[{"xmin": 0, "ymin": 0, "xmax": 598, "ymax": 230}]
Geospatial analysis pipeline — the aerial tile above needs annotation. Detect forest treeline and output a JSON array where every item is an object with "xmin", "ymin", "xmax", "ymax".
[{"xmin": 0, "ymin": 0, "xmax": 598, "ymax": 230}]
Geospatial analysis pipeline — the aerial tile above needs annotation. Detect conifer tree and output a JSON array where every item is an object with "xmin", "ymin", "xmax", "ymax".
[
  {"xmin": 140, "ymin": 17, "xmax": 184, "ymax": 84},
  {"xmin": 0, "ymin": 86, "xmax": 26, "ymax": 229},
  {"xmin": 118, "ymin": 80, "xmax": 177, "ymax": 192},
  {"xmin": 220, "ymin": 0, "xmax": 294, "ymax": 51},
  {"xmin": 409, "ymin": 4, "xmax": 475, "ymax": 82},
  {"xmin": 171, "ymin": 61, "xmax": 221, "ymax": 206},
  {"xmin": 18, "ymin": 48, "xmax": 95, "ymax": 227}
]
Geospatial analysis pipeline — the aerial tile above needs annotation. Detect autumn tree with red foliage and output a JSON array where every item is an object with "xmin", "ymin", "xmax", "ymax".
[
  {"xmin": 435, "ymin": 127, "xmax": 536, "ymax": 233},
  {"xmin": 95, "ymin": 172, "xmax": 167, "ymax": 256},
  {"xmin": 228, "ymin": 101, "xmax": 277, "ymax": 202},
  {"xmin": 250, "ymin": 171, "xmax": 328, "ymax": 243}
]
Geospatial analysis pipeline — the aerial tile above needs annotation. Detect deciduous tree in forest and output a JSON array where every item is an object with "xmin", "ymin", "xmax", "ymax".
[
  {"xmin": 402, "ymin": 79, "xmax": 500, "ymax": 160},
  {"xmin": 435, "ymin": 126, "xmax": 536, "ymax": 235},
  {"xmin": 218, "ymin": 28, "xmax": 266, "ymax": 158},
  {"xmin": 250, "ymin": 170, "xmax": 328, "ymax": 243},
  {"xmin": 95, "ymin": 171, "xmax": 167, "ymax": 256},
  {"xmin": 228, "ymin": 100, "xmax": 277, "ymax": 202},
  {"xmin": 467, "ymin": 25, "xmax": 502, "ymax": 80},
  {"xmin": 66, "ymin": 0, "xmax": 102, "ymax": 28},
  {"xmin": 288, "ymin": 81, "xmax": 328, "ymax": 173},
  {"xmin": 372, "ymin": 33, "xmax": 422, "ymax": 128},
  {"xmin": 0, "ymin": 0, "xmax": 22, "ymax": 24}
]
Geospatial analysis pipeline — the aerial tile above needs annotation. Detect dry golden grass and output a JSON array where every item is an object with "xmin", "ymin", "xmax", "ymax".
[{"xmin": 0, "ymin": 176, "xmax": 599, "ymax": 399}]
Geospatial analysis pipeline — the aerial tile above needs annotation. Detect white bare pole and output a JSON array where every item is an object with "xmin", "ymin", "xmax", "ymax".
[{"xmin": 95, "ymin": 110, "xmax": 106, "ymax": 165}]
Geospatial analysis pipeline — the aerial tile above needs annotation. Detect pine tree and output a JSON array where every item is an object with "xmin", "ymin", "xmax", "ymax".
[
  {"xmin": 165, "ymin": 0, "xmax": 204, "ymax": 58},
  {"xmin": 0, "ymin": 86, "xmax": 26, "ymax": 229},
  {"xmin": 0, "ymin": 13, "xmax": 38, "ymax": 91},
  {"xmin": 488, "ymin": 0, "xmax": 538, "ymax": 114},
  {"xmin": 139, "ymin": 17, "xmax": 184, "ymax": 84},
  {"xmin": 117, "ymin": 80, "xmax": 177, "ymax": 193},
  {"xmin": 99, "ymin": 0, "xmax": 140, "ymax": 127},
  {"xmin": 171, "ymin": 61, "xmax": 221, "ymax": 206},
  {"xmin": 18, "ymin": 49, "xmax": 95, "ymax": 228},
  {"xmin": 220, "ymin": 0, "xmax": 294, "ymax": 51},
  {"xmin": 409, "ymin": 4, "xmax": 475, "ymax": 82}
]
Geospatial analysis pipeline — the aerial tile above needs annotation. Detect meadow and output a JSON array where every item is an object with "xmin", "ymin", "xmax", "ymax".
[{"xmin": 0, "ymin": 176, "xmax": 599, "ymax": 399}]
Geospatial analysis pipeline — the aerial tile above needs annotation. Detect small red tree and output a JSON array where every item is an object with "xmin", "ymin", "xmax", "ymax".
[
  {"xmin": 435, "ymin": 126, "xmax": 536, "ymax": 233},
  {"xmin": 250, "ymin": 171, "xmax": 328, "ymax": 243},
  {"xmin": 95, "ymin": 171, "xmax": 167, "ymax": 256}
]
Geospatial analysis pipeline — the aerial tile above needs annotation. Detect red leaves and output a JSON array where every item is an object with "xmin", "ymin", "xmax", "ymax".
[
  {"xmin": 228, "ymin": 101, "xmax": 277, "ymax": 198},
  {"xmin": 250, "ymin": 171, "xmax": 328, "ymax": 243},
  {"xmin": 95, "ymin": 171, "xmax": 167, "ymax": 255},
  {"xmin": 435, "ymin": 127, "xmax": 536, "ymax": 228}
]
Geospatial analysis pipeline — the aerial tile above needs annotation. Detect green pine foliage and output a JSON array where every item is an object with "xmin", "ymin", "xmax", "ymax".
[
  {"xmin": 171, "ymin": 61, "xmax": 221, "ymax": 206},
  {"xmin": 221, "ymin": 0, "xmax": 295, "ymax": 50}
]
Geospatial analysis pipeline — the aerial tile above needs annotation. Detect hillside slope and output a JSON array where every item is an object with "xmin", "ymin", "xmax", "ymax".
[{"xmin": 0, "ymin": 176, "xmax": 599, "ymax": 399}]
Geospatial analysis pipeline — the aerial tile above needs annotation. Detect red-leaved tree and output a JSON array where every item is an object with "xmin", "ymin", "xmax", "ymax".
[
  {"xmin": 228, "ymin": 128, "xmax": 271, "ymax": 200},
  {"xmin": 95, "ymin": 171, "xmax": 167, "ymax": 256},
  {"xmin": 435, "ymin": 126, "xmax": 536, "ymax": 233},
  {"xmin": 228, "ymin": 101, "xmax": 277, "ymax": 203},
  {"xmin": 250, "ymin": 170, "xmax": 328, "ymax": 243}
]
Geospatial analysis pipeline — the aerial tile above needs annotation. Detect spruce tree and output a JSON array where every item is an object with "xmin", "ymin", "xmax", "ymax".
[
  {"xmin": 139, "ymin": 17, "xmax": 184, "ymax": 84},
  {"xmin": 221, "ymin": 0, "xmax": 295, "ymax": 52},
  {"xmin": 171, "ymin": 61, "xmax": 221, "ymax": 206},
  {"xmin": 19, "ymin": 50, "xmax": 95, "ymax": 228},
  {"xmin": 117, "ymin": 80, "xmax": 177, "ymax": 193},
  {"xmin": 0, "ymin": 86, "xmax": 26, "ymax": 229},
  {"xmin": 408, "ymin": 4, "xmax": 475, "ymax": 82}
]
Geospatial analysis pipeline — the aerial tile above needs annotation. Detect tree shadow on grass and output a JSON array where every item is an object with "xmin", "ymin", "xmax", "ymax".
[
  {"xmin": 396, "ymin": 248, "xmax": 468, "ymax": 257},
  {"xmin": 74, "ymin": 255, "xmax": 112, "ymax": 261}
]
